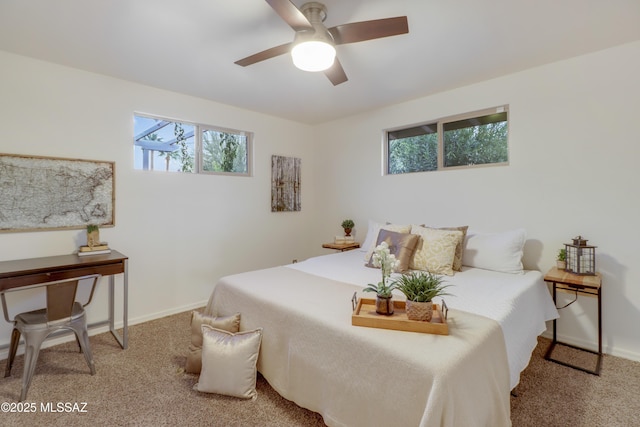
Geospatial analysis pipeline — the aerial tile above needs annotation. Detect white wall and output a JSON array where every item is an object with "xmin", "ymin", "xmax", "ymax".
[
  {"xmin": 1, "ymin": 40, "xmax": 639, "ymax": 362},
  {"xmin": 312, "ymin": 41, "xmax": 640, "ymax": 361},
  {"xmin": 0, "ymin": 51, "xmax": 320, "ymax": 353}
]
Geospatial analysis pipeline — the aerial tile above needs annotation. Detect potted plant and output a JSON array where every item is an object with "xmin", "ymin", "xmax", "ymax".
[
  {"xmin": 341, "ymin": 219, "xmax": 355, "ymax": 236},
  {"xmin": 86, "ymin": 224, "xmax": 100, "ymax": 248},
  {"xmin": 556, "ymin": 248, "xmax": 567, "ymax": 270},
  {"xmin": 393, "ymin": 271, "xmax": 451, "ymax": 321},
  {"xmin": 363, "ymin": 242, "xmax": 400, "ymax": 315}
]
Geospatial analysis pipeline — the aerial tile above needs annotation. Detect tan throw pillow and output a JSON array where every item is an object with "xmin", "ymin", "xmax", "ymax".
[
  {"xmin": 366, "ymin": 229, "xmax": 419, "ymax": 273},
  {"xmin": 409, "ymin": 225, "xmax": 463, "ymax": 276},
  {"xmin": 363, "ymin": 223, "xmax": 411, "ymax": 262},
  {"xmin": 425, "ymin": 225, "xmax": 469, "ymax": 271},
  {"xmin": 185, "ymin": 311, "xmax": 241, "ymax": 374},
  {"xmin": 194, "ymin": 326, "xmax": 263, "ymax": 399}
]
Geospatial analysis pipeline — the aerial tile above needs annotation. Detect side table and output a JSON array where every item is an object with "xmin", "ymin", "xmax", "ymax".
[
  {"xmin": 322, "ymin": 242, "xmax": 360, "ymax": 252},
  {"xmin": 543, "ymin": 267, "xmax": 602, "ymax": 375}
]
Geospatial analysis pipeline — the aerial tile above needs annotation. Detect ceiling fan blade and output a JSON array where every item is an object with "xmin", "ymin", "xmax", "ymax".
[
  {"xmin": 234, "ymin": 42, "xmax": 292, "ymax": 67},
  {"xmin": 324, "ymin": 57, "xmax": 348, "ymax": 86},
  {"xmin": 265, "ymin": 0, "xmax": 313, "ymax": 31},
  {"xmin": 328, "ymin": 16, "xmax": 408, "ymax": 45}
]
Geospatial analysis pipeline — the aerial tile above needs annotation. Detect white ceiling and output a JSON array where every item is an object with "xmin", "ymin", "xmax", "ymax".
[{"xmin": 1, "ymin": 0, "xmax": 639, "ymax": 124}]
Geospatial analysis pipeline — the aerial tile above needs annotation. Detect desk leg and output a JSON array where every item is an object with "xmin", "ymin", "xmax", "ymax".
[{"xmin": 108, "ymin": 259, "xmax": 128, "ymax": 349}]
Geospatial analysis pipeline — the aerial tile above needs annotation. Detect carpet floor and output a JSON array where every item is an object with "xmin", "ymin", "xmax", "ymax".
[{"xmin": 1, "ymin": 309, "xmax": 639, "ymax": 426}]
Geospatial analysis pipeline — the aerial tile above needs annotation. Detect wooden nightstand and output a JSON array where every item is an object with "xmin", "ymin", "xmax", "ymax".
[
  {"xmin": 543, "ymin": 267, "xmax": 603, "ymax": 375},
  {"xmin": 322, "ymin": 242, "xmax": 360, "ymax": 252}
]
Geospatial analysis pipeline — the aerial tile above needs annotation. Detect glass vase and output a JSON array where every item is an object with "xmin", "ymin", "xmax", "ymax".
[{"xmin": 375, "ymin": 295, "xmax": 394, "ymax": 315}]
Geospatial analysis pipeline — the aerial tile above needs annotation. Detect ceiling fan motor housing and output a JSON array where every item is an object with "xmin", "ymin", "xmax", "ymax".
[
  {"xmin": 301, "ymin": 2, "xmax": 328, "ymax": 24},
  {"xmin": 297, "ymin": 2, "xmax": 334, "ymax": 45}
]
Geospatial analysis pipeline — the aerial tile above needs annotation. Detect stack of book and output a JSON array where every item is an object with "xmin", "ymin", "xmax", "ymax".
[
  {"xmin": 78, "ymin": 243, "xmax": 111, "ymax": 257},
  {"xmin": 334, "ymin": 235, "xmax": 356, "ymax": 244}
]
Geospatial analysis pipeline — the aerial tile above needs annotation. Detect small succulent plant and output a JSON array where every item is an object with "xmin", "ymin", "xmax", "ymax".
[{"xmin": 393, "ymin": 271, "xmax": 451, "ymax": 303}]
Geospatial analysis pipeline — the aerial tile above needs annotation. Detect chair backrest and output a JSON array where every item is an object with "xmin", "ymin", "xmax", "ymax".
[
  {"xmin": 0, "ymin": 274, "xmax": 101, "ymax": 324},
  {"xmin": 46, "ymin": 280, "xmax": 79, "ymax": 321}
]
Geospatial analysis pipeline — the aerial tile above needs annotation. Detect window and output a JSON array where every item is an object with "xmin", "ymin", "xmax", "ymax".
[
  {"xmin": 201, "ymin": 128, "xmax": 248, "ymax": 174},
  {"xmin": 133, "ymin": 114, "xmax": 252, "ymax": 176},
  {"xmin": 385, "ymin": 106, "xmax": 508, "ymax": 174},
  {"xmin": 387, "ymin": 123, "xmax": 438, "ymax": 174},
  {"xmin": 134, "ymin": 116, "xmax": 195, "ymax": 172}
]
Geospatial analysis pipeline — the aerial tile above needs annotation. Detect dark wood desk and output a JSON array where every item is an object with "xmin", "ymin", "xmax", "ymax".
[{"xmin": 0, "ymin": 250, "xmax": 129, "ymax": 349}]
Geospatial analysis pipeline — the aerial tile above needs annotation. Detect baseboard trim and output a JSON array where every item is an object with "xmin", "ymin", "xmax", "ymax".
[
  {"xmin": 540, "ymin": 330, "xmax": 640, "ymax": 363},
  {"xmin": 0, "ymin": 300, "xmax": 208, "ymax": 360},
  {"xmin": 123, "ymin": 300, "xmax": 208, "ymax": 329}
]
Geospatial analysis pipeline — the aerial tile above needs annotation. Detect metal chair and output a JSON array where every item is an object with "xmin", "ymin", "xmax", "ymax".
[{"xmin": 2, "ymin": 274, "xmax": 101, "ymax": 401}]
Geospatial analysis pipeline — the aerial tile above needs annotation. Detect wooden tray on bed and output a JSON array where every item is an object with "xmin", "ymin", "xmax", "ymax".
[{"xmin": 352, "ymin": 298, "xmax": 449, "ymax": 335}]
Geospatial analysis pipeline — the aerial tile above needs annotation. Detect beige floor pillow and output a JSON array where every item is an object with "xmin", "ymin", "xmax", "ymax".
[{"xmin": 185, "ymin": 311, "xmax": 240, "ymax": 373}]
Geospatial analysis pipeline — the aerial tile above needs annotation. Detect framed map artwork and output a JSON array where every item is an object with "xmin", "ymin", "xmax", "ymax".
[{"xmin": 0, "ymin": 153, "xmax": 115, "ymax": 232}]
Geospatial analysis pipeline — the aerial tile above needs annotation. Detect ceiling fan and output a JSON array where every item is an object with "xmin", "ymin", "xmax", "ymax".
[{"xmin": 234, "ymin": 0, "xmax": 409, "ymax": 85}]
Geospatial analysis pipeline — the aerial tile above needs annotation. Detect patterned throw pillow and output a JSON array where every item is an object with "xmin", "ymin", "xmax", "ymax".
[
  {"xmin": 409, "ymin": 225, "xmax": 463, "ymax": 276},
  {"xmin": 362, "ymin": 222, "xmax": 412, "ymax": 262},
  {"xmin": 366, "ymin": 229, "xmax": 419, "ymax": 273},
  {"xmin": 425, "ymin": 225, "xmax": 469, "ymax": 271}
]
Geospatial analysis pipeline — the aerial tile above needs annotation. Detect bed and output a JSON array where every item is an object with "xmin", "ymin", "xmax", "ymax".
[{"xmin": 204, "ymin": 226, "xmax": 558, "ymax": 427}]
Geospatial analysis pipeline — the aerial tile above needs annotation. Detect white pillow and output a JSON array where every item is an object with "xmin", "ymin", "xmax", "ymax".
[
  {"xmin": 462, "ymin": 228, "xmax": 526, "ymax": 274},
  {"xmin": 194, "ymin": 326, "xmax": 263, "ymax": 399},
  {"xmin": 362, "ymin": 221, "xmax": 411, "ymax": 261},
  {"xmin": 361, "ymin": 220, "xmax": 384, "ymax": 254}
]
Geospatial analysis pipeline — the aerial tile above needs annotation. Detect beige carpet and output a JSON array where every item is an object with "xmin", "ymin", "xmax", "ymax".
[{"xmin": 1, "ymin": 310, "xmax": 639, "ymax": 426}]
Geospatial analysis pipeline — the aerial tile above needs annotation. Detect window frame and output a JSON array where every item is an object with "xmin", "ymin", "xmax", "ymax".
[
  {"xmin": 199, "ymin": 124, "xmax": 253, "ymax": 177},
  {"xmin": 383, "ymin": 106, "xmax": 509, "ymax": 175},
  {"xmin": 133, "ymin": 112, "xmax": 253, "ymax": 177}
]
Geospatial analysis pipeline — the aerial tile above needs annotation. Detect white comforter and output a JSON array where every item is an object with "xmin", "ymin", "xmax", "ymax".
[
  {"xmin": 206, "ymin": 266, "xmax": 511, "ymax": 427},
  {"xmin": 288, "ymin": 250, "xmax": 559, "ymax": 390},
  {"xmin": 205, "ymin": 250, "xmax": 558, "ymax": 426}
]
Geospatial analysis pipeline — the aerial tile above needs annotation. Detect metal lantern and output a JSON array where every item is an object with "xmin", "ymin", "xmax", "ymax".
[{"xmin": 564, "ymin": 236, "xmax": 596, "ymax": 275}]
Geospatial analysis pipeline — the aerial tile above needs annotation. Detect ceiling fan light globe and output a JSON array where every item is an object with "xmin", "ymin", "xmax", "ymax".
[{"xmin": 291, "ymin": 41, "xmax": 336, "ymax": 72}]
